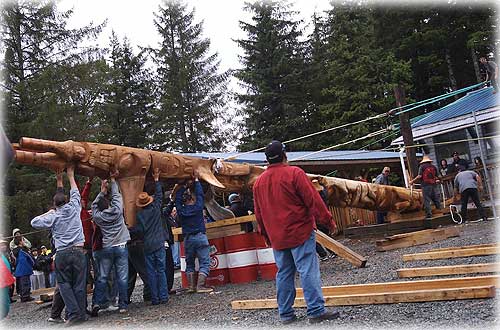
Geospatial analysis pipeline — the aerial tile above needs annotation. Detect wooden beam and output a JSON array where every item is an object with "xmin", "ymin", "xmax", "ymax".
[
  {"xmin": 403, "ymin": 246, "xmax": 500, "ymax": 261},
  {"xmin": 231, "ymin": 286, "xmax": 495, "ymax": 310},
  {"xmin": 422, "ymin": 243, "xmax": 498, "ymax": 253},
  {"xmin": 397, "ymin": 263, "xmax": 500, "ymax": 278},
  {"xmin": 376, "ymin": 226, "xmax": 461, "ymax": 251},
  {"xmin": 172, "ymin": 214, "xmax": 256, "ymax": 235},
  {"xmin": 315, "ymin": 230, "xmax": 367, "ymax": 268},
  {"xmin": 295, "ymin": 275, "xmax": 499, "ymax": 297}
]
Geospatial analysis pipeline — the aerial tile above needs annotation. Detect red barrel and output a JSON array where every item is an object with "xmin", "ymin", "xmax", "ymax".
[
  {"xmin": 224, "ymin": 233, "xmax": 258, "ymax": 284},
  {"xmin": 205, "ymin": 237, "xmax": 229, "ymax": 286},
  {"xmin": 254, "ymin": 233, "xmax": 278, "ymax": 280}
]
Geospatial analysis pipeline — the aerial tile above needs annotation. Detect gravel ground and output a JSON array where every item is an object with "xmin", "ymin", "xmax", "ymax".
[{"xmin": 2, "ymin": 221, "xmax": 498, "ymax": 330}]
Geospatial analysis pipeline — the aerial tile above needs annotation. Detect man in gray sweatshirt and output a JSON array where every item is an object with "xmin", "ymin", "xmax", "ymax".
[
  {"xmin": 454, "ymin": 166, "xmax": 488, "ymax": 222},
  {"xmin": 91, "ymin": 170, "xmax": 130, "ymax": 314},
  {"xmin": 31, "ymin": 165, "xmax": 87, "ymax": 325}
]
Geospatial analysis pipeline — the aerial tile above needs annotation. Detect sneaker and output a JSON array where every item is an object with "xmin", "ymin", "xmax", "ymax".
[
  {"xmin": 281, "ymin": 315, "xmax": 298, "ymax": 325},
  {"xmin": 47, "ymin": 317, "xmax": 65, "ymax": 324},
  {"xmin": 160, "ymin": 299, "xmax": 168, "ymax": 305},
  {"xmin": 119, "ymin": 308, "xmax": 127, "ymax": 314},
  {"xmin": 100, "ymin": 305, "xmax": 119, "ymax": 313},
  {"xmin": 319, "ymin": 255, "xmax": 329, "ymax": 262},
  {"xmin": 328, "ymin": 253, "xmax": 337, "ymax": 259},
  {"xmin": 309, "ymin": 311, "xmax": 340, "ymax": 324}
]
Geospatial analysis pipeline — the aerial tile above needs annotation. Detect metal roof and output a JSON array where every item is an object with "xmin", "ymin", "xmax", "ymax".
[
  {"xmin": 182, "ymin": 150, "xmax": 412, "ymax": 164},
  {"xmin": 412, "ymin": 86, "xmax": 500, "ymax": 128}
]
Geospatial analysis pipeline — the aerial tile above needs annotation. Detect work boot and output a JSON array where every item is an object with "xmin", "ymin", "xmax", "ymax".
[
  {"xmin": 187, "ymin": 273, "xmax": 196, "ymax": 293},
  {"xmin": 196, "ymin": 273, "xmax": 213, "ymax": 293}
]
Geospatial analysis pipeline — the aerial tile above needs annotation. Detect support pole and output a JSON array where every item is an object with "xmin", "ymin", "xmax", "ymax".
[
  {"xmin": 394, "ymin": 84, "xmax": 418, "ymax": 180},
  {"xmin": 472, "ymin": 110, "xmax": 498, "ymax": 220}
]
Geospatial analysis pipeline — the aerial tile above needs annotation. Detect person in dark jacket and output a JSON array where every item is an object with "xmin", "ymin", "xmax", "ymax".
[
  {"xmin": 134, "ymin": 168, "xmax": 168, "ymax": 305},
  {"xmin": 176, "ymin": 171, "xmax": 213, "ymax": 293},
  {"xmin": 12, "ymin": 245, "xmax": 34, "ymax": 302}
]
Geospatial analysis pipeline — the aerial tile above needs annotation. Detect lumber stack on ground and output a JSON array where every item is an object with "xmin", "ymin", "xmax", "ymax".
[
  {"xmin": 315, "ymin": 230, "xmax": 367, "ymax": 268},
  {"xmin": 397, "ymin": 263, "xmax": 500, "ymax": 278},
  {"xmin": 376, "ymin": 226, "xmax": 461, "ymax": 251},
  {"xmin": 231, "ymin": 275, "xmax": 499, "ymax": 310},
  {"xmin": 403, "ymin": 246, "xmax": 500, "ymax": 261}
]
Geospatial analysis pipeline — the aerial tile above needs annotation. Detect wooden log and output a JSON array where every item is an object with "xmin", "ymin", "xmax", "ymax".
[
  {"xmin": 231, "ymin": 286, "xmax": 495, "ymax": 310},
  {"xmin": 376, "ymin": 226, "xmax": 461, "ymax": 252},
  {"xmin": 296, "ymin": 275, "xmax": 499, "ymax": 297},
  {"xmin": 315, "ymin": 230, "xmax": 367, "ymax": 268},
  {"xmin": 403, "ymin": 246, "xmax": 500, "ymax": 261},
  {"xmin": 397, "ymin": 263, "xmax": 500, "ymax": 278}
]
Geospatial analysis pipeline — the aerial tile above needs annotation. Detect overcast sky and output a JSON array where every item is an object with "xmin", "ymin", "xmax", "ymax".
[{"xmin": 59, "ymin": 0, "xmax": 332, "ymax": 73}]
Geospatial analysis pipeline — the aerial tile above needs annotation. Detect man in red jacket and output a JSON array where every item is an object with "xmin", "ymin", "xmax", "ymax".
[{"xmin": 253, "ymin": 140, "xmax": 339, "ymax": 325}]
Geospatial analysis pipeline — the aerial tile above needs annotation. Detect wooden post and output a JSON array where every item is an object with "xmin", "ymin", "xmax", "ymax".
[{"xmin": 394, "ymin": 84, "xmax": 418, "ymax": 180}]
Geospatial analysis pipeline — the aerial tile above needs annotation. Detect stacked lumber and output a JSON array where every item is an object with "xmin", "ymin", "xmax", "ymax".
[
  {"xmin": 231, "ymin": 275, "xmax": 498, "ymax": 310},
  {"xmin": 402, "ymin": 244, "xmax": 500, "ymax": 261},
  {"xmin": 376, "ymin": 226, "xmax": 461, "ymax": 251},
  {"xmin": 397, "ymin": 263, "xmax": 500, "ymax": 278}
]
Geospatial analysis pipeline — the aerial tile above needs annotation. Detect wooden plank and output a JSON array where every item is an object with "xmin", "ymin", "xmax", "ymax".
[
  {"xmin": 376, "ymin": 226, "xmax": 461, "ymax": 252},
  {"xmin": 403, "ymin": 246, "xmax": 500, "ymax": 261},
  {"xmin": 40, "ymin": 293, "xmax": 54, "ymax": 302},
  {"xmin": 397, "ymin": 263, "xmax": 500, "ymax": 278},
  {"xmin": 315, "ymin": 230, "xmax": 367, "ymax": 268},
  {"xmin": 231, "ymin": 286, "xmax": 495, "ymax": 310},
  {"xmin": 172, "ymin": 214, "xmax": 256, "ymax": 235},
  {"xmin": 296, "ymin": 275, "xmax": 499, "ymax": 297},
  {"xmin": 206, "ymin": 225, "xmax": 246, "ymax": 240},
  {"xmin": 423, "ymin": 243, "xmax": 498, "ymax": 253}
]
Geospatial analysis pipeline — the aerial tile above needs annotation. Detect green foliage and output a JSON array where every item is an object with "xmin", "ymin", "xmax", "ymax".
[
  {"xmin": 235, "ymin": 1, "xmax": 310, "ymax": 150},
  {"xmin": 150, "ymin": 1, "xmax": 230, "ymax": 152},
  {"xmin": 97, "ymin": 33, "xmax": 155, "ymax": 148}
]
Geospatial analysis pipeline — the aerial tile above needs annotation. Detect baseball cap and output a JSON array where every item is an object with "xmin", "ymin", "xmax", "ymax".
[{"xmin": 265, "ymin": 140, "xmax": 286, "ymax": 163}]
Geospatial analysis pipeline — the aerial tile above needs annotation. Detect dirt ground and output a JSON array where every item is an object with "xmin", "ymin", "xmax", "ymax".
[{"xmin": 2, "ymin": 220, "xmax": 498, "ymax": 330}]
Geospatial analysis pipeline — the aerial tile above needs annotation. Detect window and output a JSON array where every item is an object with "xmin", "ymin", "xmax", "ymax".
[{"xmin": 433, "ymin": 129, "xmax": 470, "ymax": 163}]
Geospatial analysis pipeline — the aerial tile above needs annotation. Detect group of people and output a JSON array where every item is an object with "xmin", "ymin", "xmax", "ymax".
[
  {"xmin": 409, "ymin": 152, "xmax": 488, "ymax": 223},
  {"xmin": 0, "ymin": 230, "xmax": 55, "ymax": 305},
  {"xmin": 373, "ymin": 151, "xmax": 488, "ymax": 224},
  {"xmin": 16, "ymin": 164, "xmax": 216, "ymax": 326}
]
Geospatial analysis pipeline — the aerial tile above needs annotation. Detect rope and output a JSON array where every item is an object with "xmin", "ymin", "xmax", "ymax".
[
  {"xmin": 288, "ymin": 128, "xmax": 390, "ymax": 162},
  {"xmin": 392, "ymin": 82, "xmax": 487, "ymax": 116},
  {"xmin": 224, "ymin": 82, "xmax": 486, "ymax": 161},
  {"xmin": 224, "ymin": 113, "xmax": 387, "ymax": 161},
  {"xmin": 449, "ymin": 205, "xmax": 463, "ymax": 224}
]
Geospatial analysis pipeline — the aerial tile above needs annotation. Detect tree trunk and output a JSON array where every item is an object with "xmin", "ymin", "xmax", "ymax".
[
  {"xmin": 445, "ymin": 49, "xmax": 458, "ymax": 100},
  {"xmin": 394, "ymin": 84, "xmax": 418, "ymax": 180},
  {"xmin": 471, "ymin": 47, "xmax": 482, "ymax": 83}
]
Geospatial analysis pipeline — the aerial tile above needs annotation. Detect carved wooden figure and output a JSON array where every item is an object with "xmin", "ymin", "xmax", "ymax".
[{"xmin": 14, "ymin": 137, "xmax": 424, "ymax": 227}]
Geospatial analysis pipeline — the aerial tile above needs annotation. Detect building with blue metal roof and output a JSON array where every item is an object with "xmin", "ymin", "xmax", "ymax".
[{"xmin": 392, "ymin": 86, "xmax": 499, "ymax": 167}]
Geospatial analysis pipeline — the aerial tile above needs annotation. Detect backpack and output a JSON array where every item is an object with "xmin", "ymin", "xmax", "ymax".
[{"xmin": 422, "ymin": 164, "xmax": 437, "ymax": 185}]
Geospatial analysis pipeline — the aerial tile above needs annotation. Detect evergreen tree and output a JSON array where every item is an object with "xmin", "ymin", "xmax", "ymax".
[
  {"xmin": 98, "ymin": 32, "xmax": 155, "ymax": 148},
  {"xmin": 1, "ymin": 0, "xmax": 104, "ymax": 141},
  {"xmin": 235, "ymin": 1, "xmax": 309, "ymax": 151},
  {"xmin": 151, "ymin": 1, "xmax": 229, "ymax": 152}
]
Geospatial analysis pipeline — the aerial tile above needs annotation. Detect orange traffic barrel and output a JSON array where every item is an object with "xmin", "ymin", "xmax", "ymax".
[
  {"xmin": 205, "ymin": 237, "xmax": 229, "ymax": 286},
  {"xmin": 224, "ymin": 233, "xmax": 258, "ymax": 283},
  {"xmin": 254, "ymin": 233, "xmax": 278, "ymax": 280}
]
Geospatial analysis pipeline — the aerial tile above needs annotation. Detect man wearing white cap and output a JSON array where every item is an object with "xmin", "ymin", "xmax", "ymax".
[{"xmin": 410, "ymin": 155, "xmax": 442, "ymax": 221}]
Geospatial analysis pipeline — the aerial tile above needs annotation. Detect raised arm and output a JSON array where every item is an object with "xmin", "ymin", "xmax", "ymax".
[
  {"xmin": 153, "ymin": 168, "xmax": 163, "ymax": 208},
  {"xmin": 66, "ymin": 164, "xmax": 81, "ymax": 210},
  {"xmin": 81, "ymin": 177, "xmax": 93, "ymax": 207},
  {"xmin": 91, "ymin": 179, "xmax": 108, "ymax": 224}
]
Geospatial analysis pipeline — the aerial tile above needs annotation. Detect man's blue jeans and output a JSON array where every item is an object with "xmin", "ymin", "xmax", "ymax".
[
  {"xmin": 92, "ymin": 250, "xmax": 118, "ymax": 307},
  {"xmin": 273, "ymin": 231, "xmax": 325, "ymax": 321},
  {"xmin": 171, "ymin": 241, "xmax": 180, "ymax": 267},
  {"xmin": 184, "ymin": 232, "xmax": 210, "ymax": 276},
  {"xmin": 55, "ymin": 247, "xmax": 87, "ymax": 321},
  {"xmin": 145, "ymin": 248, "xmax": 168, "ymax": 304},
  {"xmin": 93, "ymin": 245, "xmax": 128, "ymax": 309}
]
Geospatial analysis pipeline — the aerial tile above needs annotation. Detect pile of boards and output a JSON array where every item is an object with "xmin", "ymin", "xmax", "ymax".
[{"xmin": 232, "ymin": 242, "xmax": 499, "ymax": 310}]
